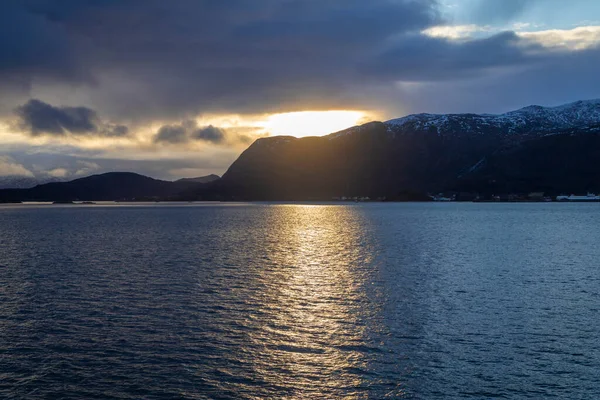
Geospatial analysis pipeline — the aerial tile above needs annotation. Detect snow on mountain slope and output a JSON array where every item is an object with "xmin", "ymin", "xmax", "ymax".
[
  {"xmin": 0, "ymin": 176, "xmax": 63, "ymax": 189},
  {"xmin": 384, "ymin": 99, "xmax": 600, "ymax": 137}
]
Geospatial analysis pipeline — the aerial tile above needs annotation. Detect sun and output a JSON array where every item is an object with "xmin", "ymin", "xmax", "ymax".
[{"xmin": 264, "ymin": 110, "xmax": 368, "ymax": 137}]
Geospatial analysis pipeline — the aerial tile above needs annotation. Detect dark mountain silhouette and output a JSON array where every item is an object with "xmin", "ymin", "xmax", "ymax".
[
  {"xmin": 455, "ymin": 125, "xmax": 600, "ymax": 195},
  {"xmin": 175, "ymin": 174, "xmax": 220, "ymax": 184},
  {"xmin": 0, "ymin": 172, "xmax": 206, "ymax": 202},
  {"xmin": 213, "ymin": 123, "xmax": 457, "ymax": 200},
  {"xmin": 2, "ymin": 99, "xmax": 600, "ymax": 202},
  {"xmin": 206, "ymin": 99, "xmax": 600, "ymax": 200}
]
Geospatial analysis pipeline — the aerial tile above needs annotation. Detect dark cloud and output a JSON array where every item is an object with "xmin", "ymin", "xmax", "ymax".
[
  {"xmin": 0, "ymin": 2, "xmax": 78, "ymax": 80},
  {"xmin": 0, "ymin": 0, "xmax": 442, "ymax": 119},
  {"xmin": 0, "ymin": 0, "xmax": 598, "ymax": 123},
  {"xmin": 16, "ymin": 99, "xmax": 97, "ymax": 135},
  {"xmin": 154, "ymin": 125, "xmax": 188, "ymax": 144},
  {"xmin": 15, "ymin": 99, "xmax": 129, "ymax": 137},
  {"xmin": 365, "ymin": 31, "xmax": 543, "ymax": 82},
  {"xmin": 109, "ymin": 124, "xmax": 129, "ymax": 137},
  {"xmin": 153, "ymin": 121, "xmax": 236, "ymax": 145},
  {"xmin": 191, "ymin": 126, "xmax": 226, "ymax": 144}
]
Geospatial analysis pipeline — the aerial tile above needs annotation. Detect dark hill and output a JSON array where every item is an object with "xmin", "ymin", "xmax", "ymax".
[
  {"xmin": 0, "ymin": 172, "xmax": 204, "ymax": 202},
  {"xmin": 175, "ymin": 174, "xmax": 220, "ymax": 184}
]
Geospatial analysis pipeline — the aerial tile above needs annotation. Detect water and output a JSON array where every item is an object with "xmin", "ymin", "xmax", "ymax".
[{"xmin": 0, "ymin": 203, "xmax": 599, "ymax": 399}]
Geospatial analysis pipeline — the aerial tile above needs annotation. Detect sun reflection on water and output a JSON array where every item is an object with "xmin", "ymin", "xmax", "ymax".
[{"xmin": 244, "ymin": 205, "xmax": 381, "ymax": 398}]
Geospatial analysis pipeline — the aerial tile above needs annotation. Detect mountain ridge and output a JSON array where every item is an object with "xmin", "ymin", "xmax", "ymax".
[
  {"xmin": 385, "ymin": 98, "xmax": 600, "ymax": 133},
  {"xmin": 1, "ymin": 98, "xmax": 600, "ymax": 202},
  {"xmin": 216, "ymin": 98, "xmax": 600, "ymax": 199}
]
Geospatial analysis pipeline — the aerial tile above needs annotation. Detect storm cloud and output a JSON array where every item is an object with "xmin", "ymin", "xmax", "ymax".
[
  {"xmin": 1, "ymin": 0, "xmax": 598, "ymax": 121},
  {"xmin": 15, "ymin": 99, "xmax": 128, "ymax": 137},
  {"xmin": 1, "ymin": 0, "xmax": 440, "ymax": 119}
]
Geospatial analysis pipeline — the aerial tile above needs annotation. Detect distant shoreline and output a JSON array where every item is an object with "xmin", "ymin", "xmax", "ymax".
[{"xmin": 5, "ymin": 199, "xmax": 600, "ymax": 205}]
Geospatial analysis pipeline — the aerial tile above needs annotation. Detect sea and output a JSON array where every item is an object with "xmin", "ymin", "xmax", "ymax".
[{"xmin": 0, "ymin": 202, "xmax": 599, "ymax": 399}]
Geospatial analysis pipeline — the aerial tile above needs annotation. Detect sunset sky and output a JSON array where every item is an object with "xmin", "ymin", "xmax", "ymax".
[{"xmin": 1, "ymin": 0, "xmax": 599, "ymax": 180}]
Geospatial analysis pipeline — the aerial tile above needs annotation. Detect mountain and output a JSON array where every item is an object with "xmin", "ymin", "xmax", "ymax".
[
  {"xmin": 175, "ymin": 174, "xmax": 220, "ymax": 184},
  {"xmin": 0, "ymin": 172, "xmax": 208, "ymax": 202},
  {"xmin": 384, "ymin": 99, "xmax": 600, "ymax": 138},
  {"xmin": 0, "ymin": 176, "xmax": 64, "ymax": 189},
  {"xmin": 2, "ymin": 99, "xmax": 599, "ymax": 202},
  {"xmin": 211, "ymin": 99, "xmax": 600, "ymax": 200},
  {"xmin": 455, "ymin": 124, "xmax": 600, "ymax": 195}
]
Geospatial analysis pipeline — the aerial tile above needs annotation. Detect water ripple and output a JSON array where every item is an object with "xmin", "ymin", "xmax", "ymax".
[{"xmin": 0, "ymin": 203, "xmax": 599, "ymax": 398}]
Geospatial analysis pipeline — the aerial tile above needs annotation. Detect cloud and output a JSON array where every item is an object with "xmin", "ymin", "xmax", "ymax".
[
  {"xmin": 0, "ymin": 156, "xmax": 34, "ymax": 177},
  {"xmin": 422, "ymin": 24, "xmax": 492, "ymax": 40},
  {"xmin": 366, "ymin": 31, "xmax": 541, "ymax": 83},
  {"xmin": 0, "ymin": 2, "xmax": 82, "ymax": 82},
  {"xmin": 14, "ymin": 99, "xmax": 129, "ymax": 137},
  {"xmin": 16, "ymin": 99, "xmax": 97, "ymax": 135},
  {"xmin": 109, "ymin": 124, "xmax": 129, "ymax": 136},
  {"xmin": 46, "ymin": 167, "xmax": 69, "ymax": 178},
  {"xmin": 423, "ymin": 24, "xmax": 600, "ymax": 51},
  {"xmin": 191, "ymin": 126, "xmax": 226, "ymax": 144},
  {"xmin": 154, "ymin": 121, "xmax": 239, "ymax": 145},
  {"xmin": 154, "ymin": 125, "xmax": 188, "ymax": 144},
  {"xmin": 74, "ymin": 160, "xmax": 100, "ymax": 176},
  {"xmin": 0, "ymin": 0, "xmax": 442, "ymax": 120},
  {"xmin": 519, "ymin": 26, "xmax": 600, "ymax": 50}
]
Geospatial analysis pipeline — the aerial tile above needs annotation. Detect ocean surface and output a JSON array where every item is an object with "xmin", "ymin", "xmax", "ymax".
[{"xmin": 0, "ymin": 202, "xmax": 599, "ymax": 399}]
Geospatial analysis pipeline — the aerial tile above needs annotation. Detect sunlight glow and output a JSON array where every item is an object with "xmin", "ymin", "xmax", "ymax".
[{"xmin": 264, "ymin": 110, "xmax": 368, "ymax": 137}]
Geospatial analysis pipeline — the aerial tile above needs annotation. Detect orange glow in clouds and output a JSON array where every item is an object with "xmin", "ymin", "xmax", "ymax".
[{"xmin": 264, "ymin": 110, "xmax": 369, "ymax": 137}]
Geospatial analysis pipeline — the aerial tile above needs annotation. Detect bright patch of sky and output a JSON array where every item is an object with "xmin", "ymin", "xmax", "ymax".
[
  {"xmin": 430, "ymin": 0, "xmax": 600, "ymax": 50},
  {"xmin": 440, "ymin": 0, "xmax": 600, "ymax": 30}
]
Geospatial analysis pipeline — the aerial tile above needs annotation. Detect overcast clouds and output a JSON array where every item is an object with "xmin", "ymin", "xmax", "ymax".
[{"xmin": 1, "ymin": 0, "xmax": 599, "ymax": 180}]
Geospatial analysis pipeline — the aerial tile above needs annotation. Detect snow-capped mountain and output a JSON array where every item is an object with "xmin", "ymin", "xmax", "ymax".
[
  {"xmin": 216, "ymin": 99, "xmax": 600, "ymax": 200},
  {"xmin": 0, "ymin": 176, "xmax": 64, "ymax": 189},
  {"xmin": 384, "ymin": 99, "xmax": 600, "ymax": 137}
]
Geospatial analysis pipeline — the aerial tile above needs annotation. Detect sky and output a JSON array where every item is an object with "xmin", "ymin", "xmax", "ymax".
[{"xmin": 1, "ymin": 0, "xmax": 599, "ymax": 181}]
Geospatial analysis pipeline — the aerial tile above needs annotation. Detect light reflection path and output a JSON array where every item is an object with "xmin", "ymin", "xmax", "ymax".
[{"xmin": 224, "ymin": 205, "xmax": 388, "ymax": 398}]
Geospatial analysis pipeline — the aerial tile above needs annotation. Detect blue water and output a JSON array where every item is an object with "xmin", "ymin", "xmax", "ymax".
[{"xmin": 0, "ymin": 203, "xmax": 599, "ymax": 399}]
